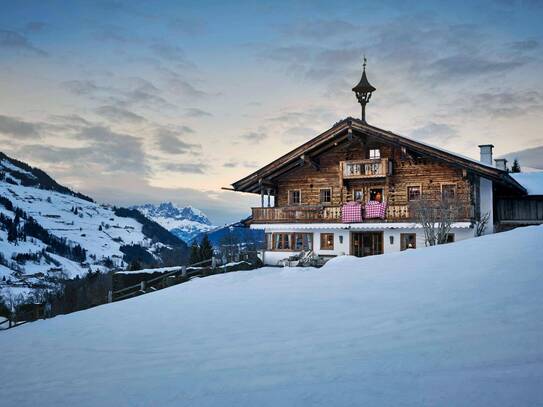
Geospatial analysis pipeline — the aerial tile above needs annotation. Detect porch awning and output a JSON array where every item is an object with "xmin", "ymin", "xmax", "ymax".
[{"xmin": 250, "ymin": 222, "xmax": 473, "ymax": 231}]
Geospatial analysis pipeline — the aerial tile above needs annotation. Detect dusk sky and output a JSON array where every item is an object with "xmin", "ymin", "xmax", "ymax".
[{"xmin": 1, "ymin": 0, "xmax": 542, "ymax": 224}]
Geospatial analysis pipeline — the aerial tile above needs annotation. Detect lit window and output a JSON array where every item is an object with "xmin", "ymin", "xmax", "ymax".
[
  {"xmin": 400, "ymin": 233, "xmax": 416, "ymax": 251},
  {"xmin": 320, "ymin": 233, "xmax": 334, "ymax": 250},
  {"xmin": 289, "ymin": 190, "xmax": 301, "ymax": 205},
  {"xmin": 370, "ymin": 188, "xmax": 383, "ymax": 202},
  {"xmin": 407, "ymin": 186, "xmax": 421, "ymax": 201},
  {"xmin": 320, "ymin": 188, "xmax": 331, "ymax": 204},
  {"xmin": 369, "ymin": 149, "xmax": 381, "ymax": 159},
  {"xmin": 442, "ymin": 184, "xmax": 456, "ymax": 200}
]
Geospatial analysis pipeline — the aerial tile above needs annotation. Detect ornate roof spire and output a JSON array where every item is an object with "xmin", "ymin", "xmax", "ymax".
[{"xmin": 352, "ymin": 56, "xmax": 376, "ymax": 123}]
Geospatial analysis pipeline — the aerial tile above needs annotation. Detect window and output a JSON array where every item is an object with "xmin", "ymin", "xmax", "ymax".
[
  {"xmin": 353, "ymin": 189, "xmax": 363, "ymax": 202},
  {"xmin": 442, "ymin": 184, "xmax": 456, "ymax": 200},
  {"xmin": 400, "ymin": 233, "xmax": 416, "ymax": 251},
  {"xmin": 369, "ymin": 188, "xmax": 384, "ymax": 202},
  {"xmin": 289, "ymin": 190, "xmax": 301, "ymax": 205},
  {"xmin": 320, "ymin": 188, "xmax": 331, "ymax": 204},
  {"xmin": 407, "ymin": 185, "xmax": 421, "ymax": 201},
  {"xmin": 273, "ymin": 233, "xmax": 291, "ymax": 250},
  {"xmin": 369, "ymin": 148, "xmax": 381, "ymax": 159},
  {"xmin": 320, "ymin": 233, "xmax": 334, "ymax": 250},
  {"xmin": 272, "ymin": 233, "xmax": 312, "ymax": 251},
  {"xmin": 293, "ymin": 233, "xmax": 313, "ymax": 251}
]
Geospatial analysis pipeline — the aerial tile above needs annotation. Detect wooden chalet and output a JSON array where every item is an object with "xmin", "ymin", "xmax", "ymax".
[{"xmin": 229, "ymin": 60, "xmax": 535, "ymax": 265}]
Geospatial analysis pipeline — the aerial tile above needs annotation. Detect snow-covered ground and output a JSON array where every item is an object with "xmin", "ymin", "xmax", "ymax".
[{"xmin": 2, "ymin": 226, "xmax": 543, "ymax": 406}]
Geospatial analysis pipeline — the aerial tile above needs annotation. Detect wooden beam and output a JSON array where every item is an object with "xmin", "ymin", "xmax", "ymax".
[{"xmin": 300, "ymin": 154, "xmax": 320, "ymax": 171}]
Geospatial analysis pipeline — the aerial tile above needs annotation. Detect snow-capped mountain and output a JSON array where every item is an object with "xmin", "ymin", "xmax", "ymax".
[
  {"xmin": 132, "ymin": 202, "xmax": 214, "ymax": 243},
  {"xmin": 0, "ymin": 152, "xmax": 189, "ymax": 299}
]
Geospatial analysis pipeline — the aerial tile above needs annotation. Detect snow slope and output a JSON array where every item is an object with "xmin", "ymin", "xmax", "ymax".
[
  {"xmin": 132, "ymin": 202, "xmax": 214, "ymax": 243},
  {"xmin": 2, "ymin": 226, "xmax": 543, "ymax": 406}
]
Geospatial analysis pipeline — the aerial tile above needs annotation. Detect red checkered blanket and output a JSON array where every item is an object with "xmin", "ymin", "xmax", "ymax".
[
  {"xmin": 341, "ymin": 202, "xmax": 362, "ymax": 223},
  {"xmin": 364, "ymin": 200, "xmax": 387, "ymax": 219}
]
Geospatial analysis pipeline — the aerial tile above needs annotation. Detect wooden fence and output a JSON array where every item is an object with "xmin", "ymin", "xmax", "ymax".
[{"xmin": 110, "ymin": 258, "xmax": 213, "ymax": 302}]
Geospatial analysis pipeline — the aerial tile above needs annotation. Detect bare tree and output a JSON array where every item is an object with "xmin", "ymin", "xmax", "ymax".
[
  {"xmin": 475, "ymin": 212, "xmax": 490, "ymax": 237},
  {"xmin": 409, "ymin": 197, "xmax": 463, "ymax": 246}
]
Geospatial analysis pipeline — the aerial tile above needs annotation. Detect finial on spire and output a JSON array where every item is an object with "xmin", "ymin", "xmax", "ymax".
[{"xmin": 352, "ymin": 57, "xmax": 376, "ymax": 123}]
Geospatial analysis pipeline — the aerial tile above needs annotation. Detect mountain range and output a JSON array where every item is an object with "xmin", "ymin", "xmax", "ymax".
[
  {"xmin": 131, "ymin": 202, "xmax": 214, "ymax": 243},
  {"xmin": 0, "ymin": 152, "xmax": 189, "ymax": 300}
]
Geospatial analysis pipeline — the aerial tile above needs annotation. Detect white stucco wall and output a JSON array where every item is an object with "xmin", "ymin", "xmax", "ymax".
[
  {"xmin": 255, "ymin": 225, "xmax": 476, "ymax": 265},
  {"xmin": 479, "ymin": 177, "xmax": 494, "ymax": 234}
]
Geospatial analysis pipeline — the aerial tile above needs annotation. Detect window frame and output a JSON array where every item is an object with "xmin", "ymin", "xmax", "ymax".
[
  {"xmin": 400, "ymin": 233, "xmax": 417, "ymax": 251},
  {"xmin": 369, "ymin": 187, "xmax": 385, "ymax": 202},
  {"xmin": 407, "ymin": 184, "xmax": 422, "ymax": 202},
  {"xmin": 441, "ymin": 183, "xmax": 456, "ymax": 201},
  {"xmin": 288, "ymin": 189, "xmax": 301, "ymax": 206},
  {"xmin": 369, "ymin": 148, "xmax": 381, "ymax": 160},
  {"xmin": 319, "ymin": 188, "xmax": 332, "ymax": 205},
  {"xmin": 271, "ymin": 232, "xmax": 313, "ymax": 252},
  {"xmin": 353, "ymin": 189, "xmax": 364, "ymax": 202},
  {"xmin": 320, "ymin": 233, "xmax": 334, "ymax": 251}
]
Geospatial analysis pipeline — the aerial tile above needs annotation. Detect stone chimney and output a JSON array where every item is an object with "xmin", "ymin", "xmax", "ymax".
[
  {"xmin": 494, "ymin": 158, "xmax": 507, "ymax": 171},
  {"xmin": 478, "ymin": 144, "xmax": 494, "ymax": 165}
]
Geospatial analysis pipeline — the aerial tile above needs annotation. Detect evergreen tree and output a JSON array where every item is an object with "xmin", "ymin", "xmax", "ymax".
[
  {"xmin": 199, "ymin": 234, "xmax": 213, "ymax": 261},
  {"xmin": 7, "ymin": 221, "xmax": 17, "ymax": 242},
  {"xmin": 189, "ymin": 242, "xmax": 200, "ymax": 264},
  {"xmin": 511, "ymin": 159, "xmax": 521, "ymax": 173}
]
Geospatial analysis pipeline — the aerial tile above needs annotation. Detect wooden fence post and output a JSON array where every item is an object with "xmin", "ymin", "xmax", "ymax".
[
  {"xmin": 107, "ymin": 290, "xmax": 113, "ymax": 303},
  {"xmin": 181, "ymin": 266, "xmax": 187, "ymax": 277},
  {"xmin": 211, "ymin": 257, "xmax": 217, "ymax": 269},
  {"xmin": 140, "ymin": 281, "xmax": 146, "ymax": 292}
]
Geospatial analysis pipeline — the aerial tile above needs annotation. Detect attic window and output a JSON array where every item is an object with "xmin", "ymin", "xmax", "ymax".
[
  {"xmin": 442, "ymin": 184, "xmax": 456, "ymax": 200},
  {"xmin": 407, "ymin": 185, "xmax": 421, "ymax": 201},
  {"xmin": 289, "ymin": 190, "xmax": 301, "ymax": 205},
  {"xmin": 369, "ymin": 148, "xmax": 381, "ymax": 160},
  {"xmin": 320, "ymin": 188, "xmax": 331, "ymax": 204}
]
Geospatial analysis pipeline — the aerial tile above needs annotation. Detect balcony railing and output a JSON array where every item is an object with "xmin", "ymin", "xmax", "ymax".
[
  {"xmin": 251, "ymin": 204, "xmax": 474, "ymax": 224},
  {"xmin": 341, "ymin": 158, "xmax": 388, "ymax": 179},
  {"xmin": 252, "ymin": 204, "xmax": 412, "ymax": 224}
]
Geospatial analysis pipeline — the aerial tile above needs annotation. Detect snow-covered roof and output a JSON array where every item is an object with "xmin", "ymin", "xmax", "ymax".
[{"xmin": 510, "ymin": 172, "xmax": 543, "ymax": 195}]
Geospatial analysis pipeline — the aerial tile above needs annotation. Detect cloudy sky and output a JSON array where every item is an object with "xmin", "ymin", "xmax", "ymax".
[{"xmin": 1, "ymin": 0, "xmax": 542, "ymax": 224}]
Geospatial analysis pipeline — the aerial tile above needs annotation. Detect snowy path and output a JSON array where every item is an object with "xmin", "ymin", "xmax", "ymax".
[{"xmin": 1, "ymin": 226, "xmax": 543, "ymax": 406}]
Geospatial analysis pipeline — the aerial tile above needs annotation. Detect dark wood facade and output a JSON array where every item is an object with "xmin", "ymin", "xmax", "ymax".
[{"xmin": 231, "ymin": 118, "xmax": 526, "ymax": 224}]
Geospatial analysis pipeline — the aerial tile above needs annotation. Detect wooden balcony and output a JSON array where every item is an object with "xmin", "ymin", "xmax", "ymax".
[
  {"xmin": 341, "ymin": 158, "xmax": 389, "ymax": 179},
  {"xmin": 251, "ymin": 204, "xmax": 474, "ymax": 224},
  {"xmin": 252, "ymin": 204, "xmax": 412, "ymax": 224}
]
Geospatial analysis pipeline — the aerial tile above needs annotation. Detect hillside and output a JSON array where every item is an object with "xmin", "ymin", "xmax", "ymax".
[
  {"xmin": 2, "ymin": 226, "xmax": 542, "ymax": 406},
  {"xmin": 0, "ymin": 152, "xmax": 188, "ymax": 300},
  {"xmin": 132, "ymin": 202, "xmax": 214, "ymax": 243}
]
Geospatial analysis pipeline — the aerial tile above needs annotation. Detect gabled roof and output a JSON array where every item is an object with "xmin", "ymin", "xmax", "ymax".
[{"xmin": 231, "ymin": 117, "xmax": 527, "ymax": 195}]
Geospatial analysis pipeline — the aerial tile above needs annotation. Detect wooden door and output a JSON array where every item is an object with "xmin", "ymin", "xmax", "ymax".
[{"xmin": 351, "ymin": 232, "xmax": 383, "ymax": 257}]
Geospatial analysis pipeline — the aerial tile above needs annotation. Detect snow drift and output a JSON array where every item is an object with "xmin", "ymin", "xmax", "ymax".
[{"xmin": 2, "ymin": 226, "xmax": 543, "ymax": 406}]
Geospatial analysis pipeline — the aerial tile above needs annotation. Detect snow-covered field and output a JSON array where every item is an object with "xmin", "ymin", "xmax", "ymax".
[{"xmin": 2, "ymin": 226, "xmax": 543, "ymax": 406}]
